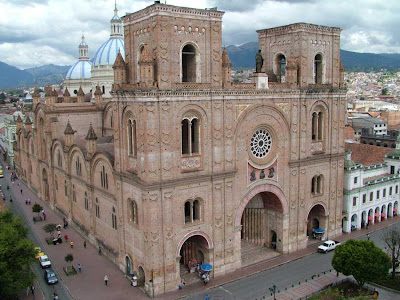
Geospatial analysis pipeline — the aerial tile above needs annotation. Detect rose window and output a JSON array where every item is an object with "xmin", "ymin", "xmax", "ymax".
[{"xmin": 250, "ymin": 129, "xmax": 272, "ymax": 158}]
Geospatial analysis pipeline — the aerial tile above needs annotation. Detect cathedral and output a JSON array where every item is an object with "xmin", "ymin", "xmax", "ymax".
[{"xmin": 15, "ymin": 2, "xmax": 346, "ymax": 296}]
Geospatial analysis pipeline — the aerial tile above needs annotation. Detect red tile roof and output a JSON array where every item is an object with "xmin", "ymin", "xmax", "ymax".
[{"xmin": 345, "ymin": 143, "xmax": 392, "ymax": 167}]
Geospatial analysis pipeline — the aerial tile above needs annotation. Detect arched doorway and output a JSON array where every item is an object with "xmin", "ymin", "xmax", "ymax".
[
  {"xmin": 388, "ymin": 203, "xmax": 393, "ymax": 217},
  {"xmin": 381, "ymin": 205, "xmax": 387, "ymax": 221},
  {"xmin": 275, "ymin": 53, "xmax": 286, "ymax": 83},
  {"xmin": 270, "ymin": 230, "xmax": 277, "ymax": 249},
  {"xmin": 137, "ymin": 266, "xmax": 145, "ymax": 287},
  {"xmin": 375, "ymin": 207, "xmax": 380, "ymax": 223},
  {"xmin": 125, "ymin": 256, "xmax": 131, "ymax": 276},
  {"xmin": 42, "ymin": 168, "xmax": 49, "ymax": 201},
  {"xmin": 394, "ymin": 201, "xmax": 398, "ymax": 216},
  {"xmin": 351, "ymin": 214, "xmax": 358, "ymax": 231},
  {"xmin": 307, "ymin": 204, "xmax": 327, "ymax": 238},
  {"xmin": 177, "ymin": 233, "xmax": 212, "ymax": 284},
  {"xmin": 361, "ymin": 211, "xmax": 367, "ymax": 228},
  {"xmin": 342, "ymin": 216, "xmax": 348, "ymax": 233}
]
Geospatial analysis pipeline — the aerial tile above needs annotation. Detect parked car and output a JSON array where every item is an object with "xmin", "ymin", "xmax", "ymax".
[
  {"xmin": 35, "ymin": 247, "xmax": 45, "ymax": 259},
  {"xmin": 39, "ymin": 255, "xmax": 51, "ymax": 268},
  {"xmin": 44, "ymin": 269, "xmax": 58, "ymax": 284},
  {"xmin": 317, "ymin": 240, "xmax": 341, "ymax": 253}
]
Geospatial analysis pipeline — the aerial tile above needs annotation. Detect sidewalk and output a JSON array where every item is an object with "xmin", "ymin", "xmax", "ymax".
[
  {"xmin": 3, "ymin": 164, "xmax": 148, "ymax": 300},
  {"xmin": 5, "ymin": 159, "xmax": 400, "ymax": 300}
]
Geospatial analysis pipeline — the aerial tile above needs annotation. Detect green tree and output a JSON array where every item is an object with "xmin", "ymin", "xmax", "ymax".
[
  {"xmin": 332, "ymin": 239, "xmax": 391, "ymax": 287},
  {"xmin": 65, "ymin": 253, "xmax": 73, "ymax": 271},
  {"xmin": 381, "ymin": 228, "xmax": 400, "ymax": 278},
  {"xmin": 0, "ymin": 210, "xmax": 36, "ymax": 299},
  {"xmin": 43, "ymin": 223, "xmax": 57, "ymax": 239},
  {"xmin": 381, "ymin": 88, "xmax": 389, "ymax": 95},
  {"xmin": 32, "ymin": 203, "xmax": 42, "ymax": 218},
  {"xmin": 0, "ymin": 93, "xmax": 6, "ymax": 100}
]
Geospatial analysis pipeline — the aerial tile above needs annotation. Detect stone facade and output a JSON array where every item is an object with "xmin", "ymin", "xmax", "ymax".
[{"xmin": 15, "ymin": 3, "xmax": 346, "ymax": 297}]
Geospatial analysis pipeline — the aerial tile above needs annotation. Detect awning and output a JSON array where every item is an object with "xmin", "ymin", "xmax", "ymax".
[
  {"xmin": 381, "ymin": 213, "xmax": 387, "ymax": 218},
  {"xmin": 368, "ymin": 216, "xmax": 373, "ymax": 221},
  {"xmin": 375, "ymin": 213, "xmax": 380, "ymax": 217},
  {"xmin": 314, "ymin": 228, "xmax": 324, "ymax": 234}
]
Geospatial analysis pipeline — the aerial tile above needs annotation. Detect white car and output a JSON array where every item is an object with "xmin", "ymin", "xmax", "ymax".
[{"xmin": 39, "ymin": 255, "xmax": 51, "ymax": 268}]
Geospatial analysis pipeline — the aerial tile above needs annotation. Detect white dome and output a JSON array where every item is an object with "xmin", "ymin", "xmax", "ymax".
[
  {"xmin": 92, "ymin": 38, "xmax": 124, "ymax": 67},
  {"xmin": 66, "ymin": 60, "xmax": 92, "ymax": 79}
]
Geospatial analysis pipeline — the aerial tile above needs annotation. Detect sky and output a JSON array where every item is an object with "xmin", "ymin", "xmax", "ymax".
[{"xmin": 1, "ymin": 0, "xmax": 399, "ymax": 69}]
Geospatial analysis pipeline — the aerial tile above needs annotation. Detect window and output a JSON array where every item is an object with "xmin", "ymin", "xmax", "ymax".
[
  {"xmin": 55, "ymin": 175, "xmax": 58, "ymax": 191},
  {"xmin": 362, "ymin": 194, "xmax": 366, "ymax": 203},
  {"xmin": 76, "ymin": 157, "xmax": 82, "ymax": 176},
  {"xmin": 184, "ymin": 199, "xmax": 202, "ymax": 224},
  {"xmin": 354, "ymin": 177, "xmax": 358, "ymax": 184},
  {"xmin": 391, "ymin": 166, "xmax": 395, "ymax": 174},
  {"xmin": 64, "ymin": 180, "xmax": 68, "ymax": 197},
  {"xmin": 275, "ymin": 54, "xmax": 286, "ymax": 83},
  {"xmin": 312, "ymin": 111, "xmax": 324, "ymax": 142},
  {"xmin": 353, "ymin": 197, "xmax": 357, "ymax": 206},
  {"xmin": 311, "ymin": 175, "xmax": 323, "ymax": 195},
  {"xmin": 57, "ymin": 150, "xmax": 62, "ymax": 167},
  {"xmin": 377, "ymin": 190, "xmax": 380, "ymax": 199},
  {"xmin": 370, "ymin": 192, "xmax": 373, "ymax": 201},
  {"xmin": 181, "ymin": 117, "xmax": 200, "ymax": 155},
  {"xmin": 100, "ymin": 166, "xmax": 108, "ymax": 190},
  {"xmin": 127, "ymin": 119, "xmax": 137, "ymax": 156},
  {"xmin": 72, "ymin": 184, "xmax": 76, "ymax": 202},
  {"xmin": 390, "ymin": 187, "xmax": 393, "ymax": 196},
  {"xmin": 396, "ymin": 186, "xmax": 399, "ymax": 194},
  {"xmin": 112, "ymin": 207, "xmax": 117, "ymax": 230},
  {"xmin": 95, "ymin": 198, "xmax": 100, "ymax": 218},
  {"xmin": 128, "ymin": 200, "xmax": 137, "ymax": 224},
  {"xmin": 84, "ymin": 192, "xmax": 89, "ymax": 211},
  {"xmin": 182, "ymin": 44, "xmax": 197, "ymax": 82},
  {"xmin": 314, "ymin": 54, "xmax": 323, "ymax": 84}
]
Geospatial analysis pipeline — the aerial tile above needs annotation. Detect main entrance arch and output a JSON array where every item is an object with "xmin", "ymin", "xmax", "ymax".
[
  {"xmin": 307, "ymin": 203, "xmax": 328, "ymax": 239},
  {"xmin": 236, "ymin": 183, "xmax": 288, "ymax": 266}
]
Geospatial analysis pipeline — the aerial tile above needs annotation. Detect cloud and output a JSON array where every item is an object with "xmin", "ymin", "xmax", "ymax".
[{"xmin": 1, "ymin": 0, "xmax": 400, "ymax": 68}]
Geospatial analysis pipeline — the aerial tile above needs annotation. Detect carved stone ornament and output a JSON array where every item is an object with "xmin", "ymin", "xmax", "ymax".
[
  {"xmin": 181, "ymin": 156, "xmax": 201, "ymax": 171},
  {"xmin": 268, "ymin": 167, "xmax": 275, "ymax": 178},
  {"xmin": 260, "ymin": 169, "xmax": 265, "ymax": 179},
  {"xmin": 250, "ymin": 170, "xmax": 256, "ymax": 181}
]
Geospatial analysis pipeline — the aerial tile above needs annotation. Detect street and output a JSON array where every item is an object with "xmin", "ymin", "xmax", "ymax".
[{"xmin": 186, "ymin": 223, "xmax": 400, "ymax": 300}]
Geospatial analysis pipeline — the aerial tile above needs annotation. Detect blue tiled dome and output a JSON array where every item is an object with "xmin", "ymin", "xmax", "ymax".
[
  {"xmin": 92, "ymin": 38, "xmax": 124, "ymax": 67},
  {"xmin": 66, "ymin": 60, "xmax": 92, "ymax": 79}
]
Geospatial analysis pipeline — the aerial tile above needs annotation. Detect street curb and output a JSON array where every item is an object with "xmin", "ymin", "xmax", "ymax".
[{"xmin": 367, "ymin": 282, "xmax": 400, "ymax": 294}]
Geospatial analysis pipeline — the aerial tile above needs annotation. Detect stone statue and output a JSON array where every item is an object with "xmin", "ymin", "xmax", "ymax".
[
  {"xmin": 255, "ymin": 49, "xmax": 264, "ymax": 73},
  {"xmin": 268, "ymin": 167, "xmax": 275, "ymax": 178},
  {"xmin": 260, "ymin": 169, "xmax": 265, "ymax": 179},
  {"xmin": 250, "ymin": 170, "xmax": 256, "ymax": 181}
]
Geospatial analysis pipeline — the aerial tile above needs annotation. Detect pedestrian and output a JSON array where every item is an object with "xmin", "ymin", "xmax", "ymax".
[
  {"xmin": 43, "ymin": 213, "xmax": 46, "ymax": 220},
  {"xmin": 367, "ymin": 233, "xmax": 370, "ymax": 241},
  {"xmin": 104, "ymin": 275, "xmax": 109, "ymax": 286},
  {"xmin": 83, "ymin": 240, "xmax": 86, "ymax": 248},
  {"xmin": 70, "ymin": 241, "xmax": 74, "ymax": 248},
  {"xmin": 98, "ymin": 246, "xmax": 102, "ymax": 255},
  {"xmin": 26, "ymin": 286, "xmax": 30, "ymax": 296},
  {"xmin": 64, "ymin": 234, "xmax": 68, "ymax": 241},
  {"xmin": 53, "ymin": 292, "xmax": 59, "ymax": 300},
  {"xmin": 20, "ymin": 189, "xmax": 22, "ymax": 194},
  {"xmin": 31, "ymin": 285, "xmax": 35, "ymax": 295},
  {"xmin": 205, "ymin": 294, "xmax": 210, "ymax": 300},
  {"xmin": 78, "ymin": 263, "xmax": 81, "ymax": 272}
]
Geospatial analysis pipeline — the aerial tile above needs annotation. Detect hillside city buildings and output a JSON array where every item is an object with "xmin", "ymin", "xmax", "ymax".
[{"xmin": 13, "ymin": 1, "xmax": 348, "ymax": 296}]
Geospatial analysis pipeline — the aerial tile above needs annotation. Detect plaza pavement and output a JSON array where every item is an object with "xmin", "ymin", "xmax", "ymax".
[{"xmin": 3, "ymin": 161, "xmax": 400, "ymax": 300}]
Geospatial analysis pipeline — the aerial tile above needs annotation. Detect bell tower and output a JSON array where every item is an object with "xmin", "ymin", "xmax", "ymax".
[
  {"xmin": 257, "ymin": 23, "xmax": 342, "ymax": 88},
  {"xmin": 122, "ymin": 3, "xmax": 224, "ymax": 89}
]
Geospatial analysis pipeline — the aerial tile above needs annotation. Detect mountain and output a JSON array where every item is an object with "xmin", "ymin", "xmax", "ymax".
[
  {"xmin": 0, "ymin": 61, "xmax": 33, "ymax": 88},
  {"xmin": 225, "ymin": 42, "xmax": 400, "ymax": 71},
  {"xmin": 0, "ymin": 62, "xmax": 70, "ymax": 89},
  {"xmin": 25, "ymin": 64, "xmax": 71, "ymax": 87}
]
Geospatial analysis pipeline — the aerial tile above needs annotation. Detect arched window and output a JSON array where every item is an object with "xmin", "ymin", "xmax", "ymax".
[
  {"xmin": 64, "ymin": 180, "xmax": 68, "ymax": 197},
  {"xmin": 112, "ymin": 207, "xmax": 117, "ymax": 230},
  {"xmin": 275, "ymin": 54, "xmax": 286, "ymax": 83},
  {"xmin": 184, "ymin": 199, "xmax": 202, "ymax": 224},
  {"xmin": 127, "ymin": 119, "xmax": 137, "ymax": 156},
  {"xmin": 55, "ymin": 175, "xmax": 58, "ymax": 191},
  {"xmin": 311, "ymin": 110, "xmax": 324, "ymax": 142},
  {"xmin": 57, "ymin": 150, "xmax": 62, "ymax": 167},
  {"xmin": 72, "ymin": 184, "xmax": 76, "ymax": 202},
  {"xmin": 100, "ymin": 166, "xmax": 109, "ymax": 190},
  {"xmin": 75, "ymin": 157, "xmax": 82, "ymax": 176},
  {"xmin": 128, "ymin": 199, "xmax": 138, "ymax": 225},
  {"xmin": 182, "ymin": 44, "xmax": 197, "ymax": 82},
  {"xmin": 102, "ymin": 86, "xmax": 105, "ymax": 94},
  {"xmin": 95, "ymin": 198, "xmax": 100, "ymax": 218},
  {"xmin": 84, "ymin": 192, "xmax": 89, "ymax": 211},
  {"xmin": 181, "ymin": 117, "xmax": 200, "ymax": 155},
  {"xmin": 311, "ymin": 175, "xmax": 323, "ymax": 195},
  {"xmin": 314, "ymin": 54, "xmax": 323, "ymax": 84}
]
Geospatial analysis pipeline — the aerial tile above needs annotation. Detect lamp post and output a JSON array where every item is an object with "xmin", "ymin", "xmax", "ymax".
[{"xmin": 269, "ymin": 284, "xmax": 277, "ymax": 300}]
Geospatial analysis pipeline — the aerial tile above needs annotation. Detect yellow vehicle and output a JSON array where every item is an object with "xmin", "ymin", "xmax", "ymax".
[
  {"xmin": 35, "ymin": 247, "xmax": 45, "ymax": 259},
  {"xmin": 0, "ymin": 168, "xmax": 3, "ymax": 178}
]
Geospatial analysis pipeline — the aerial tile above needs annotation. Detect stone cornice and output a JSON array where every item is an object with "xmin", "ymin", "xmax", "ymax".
[
  {"xmin": 123, "ymin": 3, "xmax": 224, "ymax": 24},
  {"xmin": 257, "ymin": 22, "xmax": 341, "ymax": 35},
  {"xmin": 118, "ymin": 169, "xmax": 237, "ymax": 191},
  {"xmin": 289, "ymin": 153, "xmax": 345, "ymax": 167}
]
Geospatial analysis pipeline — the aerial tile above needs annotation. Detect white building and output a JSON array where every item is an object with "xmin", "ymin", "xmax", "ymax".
[{"xmin": 343, "ymin": 142, "xmax": 399, "ymax": 233}]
